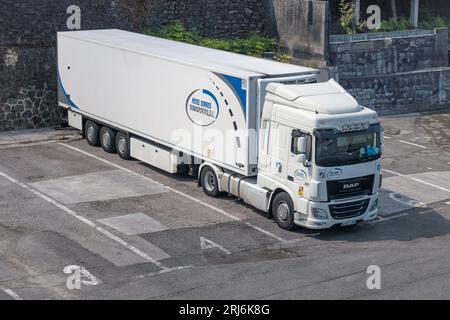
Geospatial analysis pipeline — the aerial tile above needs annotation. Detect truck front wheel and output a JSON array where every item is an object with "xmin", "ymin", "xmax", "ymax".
[
  {"xmin": 200, "ymin": 166, "xmax": 220, "ymax": 197},
  {"xmin": 116, "ymin": 132, "xmax": 131, "ymax": 160},
  {"xmin": 272, "ymin": 192, "xmax": 295, "ymax": 230},
  {"xmin": 100, "ymin": 126, "xmax": 116, "ymax": 153},
  {"xmin": 85, "ymin": 120, "xmax": 100, "ymax": 146}
]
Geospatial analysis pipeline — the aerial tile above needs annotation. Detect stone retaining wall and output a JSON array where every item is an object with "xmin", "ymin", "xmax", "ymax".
[
  {"xmin": 340, "ymin": 68, "xmax": 450, "ymax": 115},
  {"xmin": 329, "ymin": 28, "xmax": 450, "ymax": 114},
  {"xmin": 0, "ymin": 0, "xmax": 264, "ymax": 131}
]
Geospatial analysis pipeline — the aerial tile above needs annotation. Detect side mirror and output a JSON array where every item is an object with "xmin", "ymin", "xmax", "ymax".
[
  {"xmin": 297, "ymin": 137, "xmax": 307, "ymax": 154},
  {"xmin": 296, "ymin": 153, "xmax": 307, "ymax": 164}
]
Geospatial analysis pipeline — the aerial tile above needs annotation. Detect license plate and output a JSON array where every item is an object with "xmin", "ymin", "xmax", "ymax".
[{"xmin": 341, "ymin": 220, "xmax": 356, "ymax": 227}]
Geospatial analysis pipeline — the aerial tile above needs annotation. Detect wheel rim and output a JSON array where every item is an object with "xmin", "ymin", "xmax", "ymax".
[
  {"xmin": 118, "ymin": 137, "xmax": 126, "ymax": 154},
  {"xmin": 102, "ymin": 131, "xmax": 110, "ymax": 148},
  {"xmin": 87, "ymin": 125, "xmax": 95, "ymax": 141},
  {"xmin": 277, "ymin": 201, "xmax": 290, "ymax": 222},
  {"xmin": 204, "ymin": 171, "xmax": 216, "ymax": 192}
]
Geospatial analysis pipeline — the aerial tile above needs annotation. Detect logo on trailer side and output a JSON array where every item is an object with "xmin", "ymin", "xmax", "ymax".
[{"xmin": 186, "ymin": 89, "xmax": 220, "ymax": 126}]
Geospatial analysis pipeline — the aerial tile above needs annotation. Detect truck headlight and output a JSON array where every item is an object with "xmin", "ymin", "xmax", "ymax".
[
  {"xmin": 370, "ymin": 199, "xmax": 378, "ymax": 212},
  {"xmin": 312, "ymin": 208, "xmax": 328, "ymax": 220}
]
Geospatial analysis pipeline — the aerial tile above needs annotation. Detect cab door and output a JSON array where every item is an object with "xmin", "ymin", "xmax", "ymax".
[
  {"xmin": 268, "ymin": 122, "xmax": 290, "ymax": 184},
  {"xmin": 258, "ymin": 119, "xmax": 271, "ymax": 173}
]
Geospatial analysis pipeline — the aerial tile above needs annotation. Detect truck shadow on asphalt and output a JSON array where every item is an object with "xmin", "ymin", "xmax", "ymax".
[
  {"xmin": 309, "ymin": 205, "xmax": 450, "ymax": 242},
  {"xmin": 138, "ymin": 162, "xmax": 450, "ymax": 242}
]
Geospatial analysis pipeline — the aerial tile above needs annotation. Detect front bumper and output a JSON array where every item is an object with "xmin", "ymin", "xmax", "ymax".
[{"xmin": 294, "ymin": 194, "xmax": 379, "ymax": 229}]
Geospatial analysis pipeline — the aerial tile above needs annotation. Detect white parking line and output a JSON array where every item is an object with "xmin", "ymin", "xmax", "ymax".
[
  {"xmin": 397, "ymin": 140, "xmax": 427, "ymax": 149},
  {"xmin": 134, "ymin": 265, "xmax": 192, "ymax": 280},
  {"xmin": 369, "ymin": 212, "xmax": 409, "ymax": 224},
  {"xmin": 59, "ymin": 143, "xmax": 288, "ymax": 243},
  {"xmin": 382, "ymin": 169, "xmax": 450, "ymax": 194},
  {"xmin": 384, "ymin": 135, "xmax": 428, "ymax": 149},
  {"xmin": 0, "ymin": 287, "xmax": 23, "ymax": 300},
  {"xmin": 0, "ymin": 170, "xmax": 169, "ymax": 271}
]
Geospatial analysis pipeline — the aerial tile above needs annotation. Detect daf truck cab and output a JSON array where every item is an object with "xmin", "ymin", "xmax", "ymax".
[{"xmin": 254, "ymin": 79, "xmax": 383, "ymax": 229}]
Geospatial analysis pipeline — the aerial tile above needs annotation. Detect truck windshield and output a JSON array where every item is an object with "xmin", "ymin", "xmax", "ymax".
[{"xmin": 315, "ymin": 124, "xmax": 382, "ymax": 167}]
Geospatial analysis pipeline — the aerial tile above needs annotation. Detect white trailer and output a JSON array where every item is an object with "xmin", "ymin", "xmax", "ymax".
[{"xmin": 58, "ymin": 29, "xmax": 383, "ymax": 230}]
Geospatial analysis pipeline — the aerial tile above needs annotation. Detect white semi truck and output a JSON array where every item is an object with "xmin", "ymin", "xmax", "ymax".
[{"xmin": 57, "ymin": 29, "xmax": 383, "ymax": 230}]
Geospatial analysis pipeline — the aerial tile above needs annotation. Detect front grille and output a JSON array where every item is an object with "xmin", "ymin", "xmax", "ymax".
[
  {"xmin": 326, "ymin": 175, "xmax": 374, "ymax": 201},
  {"xmin": 329, "ymin": 199, "xmax": 370, "ymax": 220}
]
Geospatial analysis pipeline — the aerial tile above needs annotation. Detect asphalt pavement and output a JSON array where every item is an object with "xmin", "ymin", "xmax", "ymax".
[{"xmin": 1, "ymin": 113, "xmax": 450, "ymax": 299}]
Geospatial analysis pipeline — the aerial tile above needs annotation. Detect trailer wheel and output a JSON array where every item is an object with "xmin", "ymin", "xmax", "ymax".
[
  {"xmin": 85, "ymin": 120, "xmax": 100, "ymax": 146},
  {"xmin": 116, "ymin": 132, "xmax": 131, "ymax": 160},
  {"xmin": 100, "ymin": 126, "xmax": 116, "ymax": 153},
  {"xmin": 200, "ymin": 166, "xmax": 220, "ymax": 197},
  {"xmin": 272, "ymin": 192, "xmax": 295, "ymax": 230}
]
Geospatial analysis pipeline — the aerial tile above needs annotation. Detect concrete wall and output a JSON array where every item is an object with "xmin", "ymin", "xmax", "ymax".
[
  {"xmin": 329, "ymin": 28, "xmax": 449, "ymax": 77},
  {"xmin": 341, "ymin": 68, "xmax": 450, "ymax": 115},
  {"xmin": 329, "ymin": 28, "xmax": 450, "ymax": 114},
  {"xmin": 0, "ymin": 0, "xmax": 264, "ymax": 131},
  {"xmin": 265, "ymin": 0, "xmax": 328, "ymax": 64}
]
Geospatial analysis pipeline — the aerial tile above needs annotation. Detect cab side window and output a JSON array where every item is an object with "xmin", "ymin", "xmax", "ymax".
[{"xmin": 291, "ymin": 129, "xmax": 312, "ymax": 160}]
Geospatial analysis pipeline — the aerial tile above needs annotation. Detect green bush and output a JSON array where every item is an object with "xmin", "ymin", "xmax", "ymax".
[
  {"xmin": 339, "ymin": 0, "xmax": 355, "ymax": 34},
  {"xmin": 376, "ymin": 16, "xmax": 449, "ymax": 32},
  {"xmin": 144, "ymin": 22, "xmax": 276, "ymax": 58},
  {"xmin": 419, "ymin": 16, "xmax": 449, "ymax": 30},
  {"xmin": 378, "ymin": 18, "xmax": 411, "ymax": 32},
  {"xmin": 418, "ymin": 1, "xmax": 449, "ymax": 29},
  {"xmin": 336, "ymin": 0, "xmax": 449, "ymax": 34},
  {"xmin": 146, "ymin": 21, "xmax": 200, "ymax": 44},
  {"xmin": 274, "ymin": 54, "xmax": 290, "ymax": 63},
  {"xmin": 338, "ymin": 0, "xmax": 367, "ymax": 34}
]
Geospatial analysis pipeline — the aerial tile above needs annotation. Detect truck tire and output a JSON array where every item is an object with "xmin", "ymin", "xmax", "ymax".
[
  {"xmin": 272, "ymin": 192, "xmax": 295, "ymax": 230},
  {"xmin": 100, "ymin": 126, "xmax": 116, "ymax": 153},
  {"xmin": 116, "ymin": 132, "xmax": 131, "ymax": 160},
  {"xmin": 200, "ymin": 166, "xmax": 220, "ymax": 197},
  {"xmin": 85, "ymin": 120, "xmax": 100, "ymax": 146}
]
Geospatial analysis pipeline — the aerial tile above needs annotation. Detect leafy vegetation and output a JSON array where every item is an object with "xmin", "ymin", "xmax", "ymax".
[
  {"xmin": 339, "ymin": 0, "xmax": 367, "ymax": 34},
  {"xmin": 144, "ymin": 21, "xmax": 277, "ymax": 58},
  {"xmin": 378, "ymin": 17, "xmax": 411, "ymax": 32},
  {"xmin": 419, "ymin": 16, "xmax": 449, "ymax": 30},
  {"xmin": 145, "ymin": 21, "xmax": 200, "ymax": 44},
  {"xmin": 303, "ymin": 60, "xmax": 318, "ymax": 69},
  {"xmin": 273, "ymin": 54, "xmax": 290, "ymax": 63},
  {"xmin": 418, "ymin": 1, "xmax": 448, "ymax": 29},
  {"xmin": 337, "ymin": 0, "xmax": 449, "ymax": 34},
  {"xmin": 339, "ymin": 0, "xmax": 355, "ymax": 34},
  {"xmin": 378, "ymin": 16, "xmax": 448, "ymax": 32}
]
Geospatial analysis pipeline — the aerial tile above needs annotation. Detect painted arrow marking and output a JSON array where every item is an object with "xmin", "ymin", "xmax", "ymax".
[
  {"xmin": 388, "ymin": 192, "xmax": 426, "ymax": 208},
  {"xmin": 200, "ymin": 237, "xmax": 231, "ymax": 255}
]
